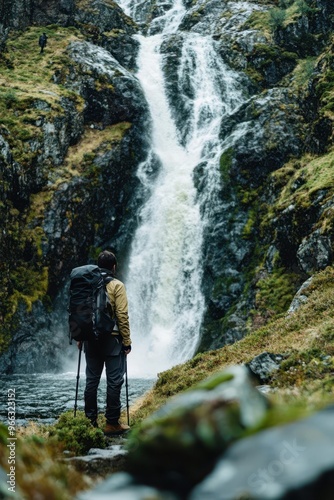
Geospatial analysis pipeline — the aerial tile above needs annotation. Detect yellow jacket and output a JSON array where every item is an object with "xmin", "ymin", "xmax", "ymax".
[{"xmin": 106, "ymin": 278, "xmax": 131, "ymax": 347}]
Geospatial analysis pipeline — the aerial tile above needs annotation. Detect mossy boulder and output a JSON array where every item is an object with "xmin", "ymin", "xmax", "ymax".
[{"xmin": 126, "ymin": 366, "xmax": 268, "ymax": 492}]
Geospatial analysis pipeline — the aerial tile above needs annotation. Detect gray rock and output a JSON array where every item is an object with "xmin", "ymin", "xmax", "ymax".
[
  {"xmin": 297, "ymin": 230, "xmax": 333, "ymax": 274},
  {"xmin": 247, "ymin": 352, "xmax": 285, "ymax": 383},
  {"xmin": 287, "ymin": 277, "xmax": 313, "ymax": 316},
  {"xmin": 75, "ymin": 0, "xmax": 137, "ymax": 35},
  {"xmin": 76, "ymin": 472, "xmax": 179, "ymax": 500},
  {"xmin": 66, "ymin": 445, "xmax": 128, "ymax": 477},
  {"xmin": 190, "ymin": 405, "xmax": 334, "ymax": 500},
  {"xmin": 67, "ymin": 41, "xmax": 148, "ymax": 126}
]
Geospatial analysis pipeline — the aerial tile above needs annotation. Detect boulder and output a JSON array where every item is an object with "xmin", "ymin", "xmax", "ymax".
[
  {"xmin": 126, "ymin": 366, "xmax": 268, "ymax": 492},
  {"xmin": 191, "ymin": 405, "xmax": 334, "ymax": 500},
  {"xmin": 66, "ymin": 445, "xmax": 128, "ymax": 477},
  {"xmin": 287, "ymin": 276, "xmax": 313, "ymax": 316},
  {"xmin": 247, "ymin": 352, "xmax": 285, "ymax": 383},
  {"xmin": 67, "ymin": 41, "xmax": 148, "ymax": 126},
  {"xmin": 297, "ymin": 230, "xmax": 333, "ymax": 274}
]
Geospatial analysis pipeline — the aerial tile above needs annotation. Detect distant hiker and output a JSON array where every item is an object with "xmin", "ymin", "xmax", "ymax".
[
  {"xmin": 77, "ymin": 250, "xmax": 132, "ymax": 436},
  {"xmin": 39, "ymin": 33, "xmax": 48, "ymax": 53}
]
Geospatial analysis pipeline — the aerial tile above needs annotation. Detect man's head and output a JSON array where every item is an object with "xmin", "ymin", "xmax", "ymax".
[{"xmin": 97, "ymin": 250, "xmax": 117, "ymax": 271}]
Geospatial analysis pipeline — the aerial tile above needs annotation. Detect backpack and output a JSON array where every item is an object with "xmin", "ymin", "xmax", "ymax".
[{"xmin": 68, "ymin": 265, "xmax": 115, "ymax": 343}]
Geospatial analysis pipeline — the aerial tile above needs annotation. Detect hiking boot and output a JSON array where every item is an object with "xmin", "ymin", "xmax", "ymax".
[{"xmin": 104, "ymin": 422, "xmax": 130, "ymax": 436}]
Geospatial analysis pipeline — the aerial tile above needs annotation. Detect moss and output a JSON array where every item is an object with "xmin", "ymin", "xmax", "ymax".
[
  {"xmin": 219, "ymin": 147, "xmax": 233, "ymax": 184},
  {"xmin": 255, "ymin": 267, "xmax": 300, "ymax": 315},
  {"xmin": 242, "ymin": 209, "xmax": 257, "ymax": 239},
  {"xmin": 289, "ymin": 57, "xmax": 317, "ymax": 89},
  {"xmin": 243, "ymin": 10, "xmax": 272, "ymax": 38},
  {"xmin": 274, "ymin": 150, "xmax": 334, "ymax": 211}
]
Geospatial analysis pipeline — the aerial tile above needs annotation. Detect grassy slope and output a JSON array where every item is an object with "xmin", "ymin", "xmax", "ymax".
[{"xmin": 130, "ymin": 266, "xmax": 334, "ymax": 424}]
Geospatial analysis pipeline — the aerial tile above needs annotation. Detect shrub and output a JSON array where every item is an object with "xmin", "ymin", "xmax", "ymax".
[
  {"xmin": 269, "ymin": 8, "xmax": 286, "ymax": 30},
  {"xmin": 296, "ymin": 0, "xmax": 315, "ymax": 15},
  {"xmin": 49, "ymin": 411, "xmax": 106, "ymax": 455}
]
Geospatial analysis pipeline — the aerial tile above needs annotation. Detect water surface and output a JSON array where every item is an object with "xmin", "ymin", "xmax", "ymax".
[{"xmin": 0, "ymin": 373, "xmax": 155, "ymax": 426}]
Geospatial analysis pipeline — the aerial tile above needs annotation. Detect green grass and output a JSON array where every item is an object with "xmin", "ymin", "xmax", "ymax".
[
  {"xmin": 130, "ymin": 266, "xmax": 334, "ymax": 424},
  {"xmin": 274, "ymin": 149, "xmax": 334, "ymax": 210},
  {"xmin": 0, "ymin": 26, "xmax": 84, "ymax": 166}
]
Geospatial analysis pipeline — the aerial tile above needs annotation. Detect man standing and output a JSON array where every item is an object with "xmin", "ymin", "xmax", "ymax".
[
  {"xmin": 79, "ymin": 250, "xmax": 132, "ymax": 436},
  {"xmin": 39, "ymin": 33, "xmax": 48, "ymax": 53}
]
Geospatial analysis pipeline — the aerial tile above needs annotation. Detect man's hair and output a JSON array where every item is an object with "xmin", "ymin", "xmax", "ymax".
[{"xmin": 97, "ymin": 250, "xmax": 117, "ymax": 271}]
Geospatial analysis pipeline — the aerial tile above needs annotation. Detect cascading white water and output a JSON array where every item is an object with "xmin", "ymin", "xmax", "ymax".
[{"xmin": 118, "ymin": 0, "xmax": 246, "ymax": 377}]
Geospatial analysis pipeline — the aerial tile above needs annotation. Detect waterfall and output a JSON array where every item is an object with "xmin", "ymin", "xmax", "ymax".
[{"xmin": 118, "ymin": 0, "xmax": 245, "ymax": 377}]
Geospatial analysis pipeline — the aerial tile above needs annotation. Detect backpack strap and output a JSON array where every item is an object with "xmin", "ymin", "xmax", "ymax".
[{"xmin": 99, "ymin": 267, "xmax": 114, "ymax": 283}]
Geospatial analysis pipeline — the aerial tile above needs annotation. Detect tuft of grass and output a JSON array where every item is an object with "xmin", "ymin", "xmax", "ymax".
[
  {"xmin": 273, "ymin": 149, "xmax": 334, "ymax": 212},
  {"xmin": 48, "ymin": 411, "xmax": 106, "ymax": 456},
  {"xmin": 130, "ymin": 266, "xmax": 334, "ymax": 425},
  {"xmin": 255, "ymin": 267, "xmax": 301, "ymax": 315}
]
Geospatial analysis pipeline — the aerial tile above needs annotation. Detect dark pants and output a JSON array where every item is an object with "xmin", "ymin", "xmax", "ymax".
[{"xmin": 84, "ymin": 335, "xmax": 125, "ymax": 424}]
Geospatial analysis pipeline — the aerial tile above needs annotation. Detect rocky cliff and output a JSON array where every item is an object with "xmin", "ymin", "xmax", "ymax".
[{"xmin": 1, "ymin": 0, "xmax": 334, "ymax": 372}]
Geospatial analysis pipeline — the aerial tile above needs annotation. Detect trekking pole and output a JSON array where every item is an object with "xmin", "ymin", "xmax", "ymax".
[
  {"xmin": 74, "ymin": 343, "xmax": 83, "ymax": 417},
  {"xmin": 125, "ymin": 354, "xmax": 130, "ymax": 426}
]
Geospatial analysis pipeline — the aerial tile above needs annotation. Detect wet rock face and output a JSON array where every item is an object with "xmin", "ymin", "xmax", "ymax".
[
  {"xmin": 100, "ymin": 32, "xmax": 140, "ymax": 71},
  {"xmin": 275, "ymin": 0, "xmax": 334, "ymax": 57},
  {"xmin": 74, "ymin": 0, "xmax": 137, "ymax": 35},
  {"xmin": 0, "ymin": 299, "xmax": 67, "ymax": 375},
  {"xmin": 223, "ymin": 89, "xmax": 305, "ymax": 186},
  {"xmin": 0, "ymin": 0, "xmax": 75, "ymax": 30},
  {"xmin": 0, "ymin": 98, "xmax": 84, "ymax": 211},
  {"xmin": 67, "ymin": 41, "xmax": 147, "ymax": 126},
  {"xmin": 297, "ymin": 230, "xmax": 333, "ymax": 274},
  {"xmin": 0, "ymin": 0, "xmax": 137, "ymax": 33}
]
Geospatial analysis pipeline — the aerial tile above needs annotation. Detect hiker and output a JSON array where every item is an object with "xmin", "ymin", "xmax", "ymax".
[
  {"xmin": 39, "ymin": 33, "xmax": 48, "ymax": 53},
  {"xmin": 78, "ymin": 250, "xmax": 132, "ymax": 436}
]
